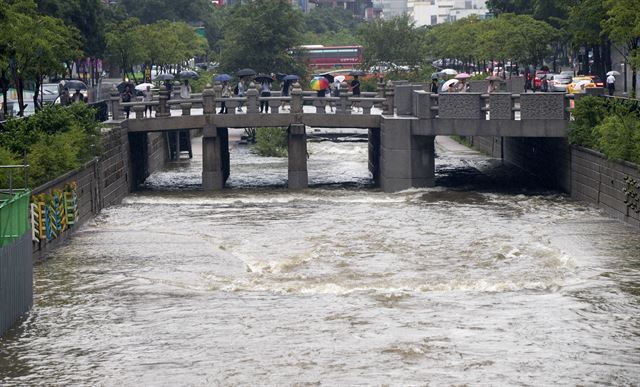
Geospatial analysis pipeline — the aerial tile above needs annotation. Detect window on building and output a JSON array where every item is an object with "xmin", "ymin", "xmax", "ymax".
[
  {"xmin": 431, "ymin": 15, "xmax": 437, "ymax": 25},
  {"xmin": 465, "ymin": 0, "xmax": 472, "ymax": 8}
]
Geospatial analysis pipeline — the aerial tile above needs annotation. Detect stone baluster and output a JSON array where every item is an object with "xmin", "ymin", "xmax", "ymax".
[
  {"xmin": 290, "ymin": 82, "xmax": 303, "ymax": 115},
  {"xmin": 156, "ymin": 86, "xmax": 170, "ymax": 118},
  {"xmin": 360, "ymin": 100, "xmax": 374, "ymax": 115},
  {"xmin": 337, "ymin": 82, "xmax": 351, "ymax": 115},
  {"xmin": 376, "ymin": 78, "xmax": 385, "ymax": 98},
  {"xmin": 180, "ymin": 102, "xmax": 192, "ymax": 116},
  {"xmin": 214, "ymin": 84, "xmax": 222, "ymax": 113},
  {"xmin": 246, "ymin": 82, "xmax": 258, "ymax": 114},
  {"xmin": 268, "ymin": 99, "xmax": 280, "ymax": 114},
  {"xmin": 383, "ymin": 81, "xmax": 395, "ymax": 115},
  {"xmin": 110, "ymin": 87, "xmax": 123, "ymax": 120},
  {"xmin": 203, "ymin": 85, "xmax": 215, "ymax": 115},
  {"xmin": 133, "ymin": 104, "xmax": 145, "ymax": 119},
  {"xmin": 314, "ymin": 98, "xmax": 326, "ymax": 114}
]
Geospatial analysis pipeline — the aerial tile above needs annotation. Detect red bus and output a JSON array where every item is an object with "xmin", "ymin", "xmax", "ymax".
[{"xmin": 291, "ymin": 45, "xmax": 363, "ymax": 70}]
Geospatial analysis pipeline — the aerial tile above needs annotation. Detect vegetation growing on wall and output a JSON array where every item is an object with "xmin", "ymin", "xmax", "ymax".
[
  {"xmin": 569, "ymin": 96, "xmax": 640, "ymax": 164},
  {"xmin": 0, "ymin": 103, "xmax": 101, "ymax": 188}
]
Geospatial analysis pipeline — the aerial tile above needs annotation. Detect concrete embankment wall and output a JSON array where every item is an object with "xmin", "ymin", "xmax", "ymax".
[
  {"xmin": 32, "ymin": 127, "xmax": 169, "ymax": 262},
  {"xmin": 470, "ymin": 136, "xmax": 640, "ymax": 228},
  {"xmin": 1, "ymin": 233, "xmax": 32, "ymax": 335}
]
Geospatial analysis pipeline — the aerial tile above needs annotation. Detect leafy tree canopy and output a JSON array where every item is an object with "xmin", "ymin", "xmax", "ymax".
[
  {"xmin": 357, "ymin": 15, "xmax": 426, "ymax": 69},
  {"xmin": 114, "ymin": 0, "xmax": 213, "ymax": 24},
  {"xmin": 219, "ymin": 0, "xmax": 305, "ymax": 75}
]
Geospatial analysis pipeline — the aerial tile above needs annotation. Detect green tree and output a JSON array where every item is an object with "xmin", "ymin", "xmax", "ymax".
[
  {"xmin": 219, "ymin": 0, "xmax": 305, "ymax": 75},
  {"xmin": 104, "ymin": 17, "xmax": 145, "ymax": 81},
  {"xmin": 2, "ymin": 0, "xmax": 83, "ymax": 116},
  {"xmin": 602, "ymin": 0, "xmax": 640, "ymax": 95},
  {"xmin": 486, "ymin": 0, "xmax": 533, "ymax": 15},
  {"xmin": 36, "ymin": 0, "xmax": 106, "ymax": 84},
  {"xmin": 115, "ymin": 0, "xmax": 213, "ymax": 24},
  {"xmin": 357, "ymin": 15, "xmax": 426, "ymax": 70}
]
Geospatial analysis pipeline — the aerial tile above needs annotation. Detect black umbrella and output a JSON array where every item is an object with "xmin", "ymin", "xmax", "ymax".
[
  {"xmin": 236, "ymin": 68, "xmax": 256, "ymax": 77},
  {"xmin": 254, "ymin": 73, "xmax": 274, "ymax": 83},
  {"xmin": 283, "ymin": 74, "xmax": 300, "ymax": 81},
  {"xmin": 349, "ymin": 70, "xmax": 365, "ymax": 76},
  {"xmin": 178, "ymin": 70, "xmax": 199, "ymax": 79},
  {"xmin": 275, "ymin": 72, "xmax": 287, "ymax": 81},
  {"xmin": 116, "ymin": 81, "xmax": 133, "ymax": 93},
  {"xmin": 62, "ymin": 79, "xmax": 87, "ymax": 90},
  {"xmin": 319, "ymin": 73, "xmax": 335, "ymax": 83},
  {"xmin": 155, "ymin": 73, "xmax": 174, "ymax": 81}
]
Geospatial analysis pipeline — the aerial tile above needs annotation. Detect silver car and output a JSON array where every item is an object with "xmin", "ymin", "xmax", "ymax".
[{"xmin": 548, "ymin": 74, "xmax": 572, "ymax": 92}]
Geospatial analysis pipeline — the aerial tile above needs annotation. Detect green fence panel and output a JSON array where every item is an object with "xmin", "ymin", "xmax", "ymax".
[{"xmin": 0, "ymin": 190, "xmax": 31, "ymax": 247}]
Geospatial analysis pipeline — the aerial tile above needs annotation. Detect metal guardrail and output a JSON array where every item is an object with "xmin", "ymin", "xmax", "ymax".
[{"xmin": 0, "ymin": 165, "xmax": 29, "ymax": 194}]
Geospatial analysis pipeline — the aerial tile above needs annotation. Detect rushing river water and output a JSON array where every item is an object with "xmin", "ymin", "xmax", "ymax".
[{"xmin": 1, "ymin": 135, "xmax": 639, "ymax": 385}]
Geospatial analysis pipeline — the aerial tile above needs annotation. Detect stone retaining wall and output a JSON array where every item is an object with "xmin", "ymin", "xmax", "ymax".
[
  {"xmin": 469, "ymin": 135, "xmax": 640, "ymax": 228},
  {"xmin": 31, "ymin": 126, "xmax": 169, "ymax": 261},
  {"xmin": 571, "ymin": 147, "xmax": 640, "ymax": 227}
]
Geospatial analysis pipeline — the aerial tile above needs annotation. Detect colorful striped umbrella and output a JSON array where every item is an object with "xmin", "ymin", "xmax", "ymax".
[{"xmin": 310, "ymin": 76, "xmax": 329, "ymax": 91}]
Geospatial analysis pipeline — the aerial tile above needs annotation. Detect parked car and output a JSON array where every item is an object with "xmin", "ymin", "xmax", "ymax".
[
  {"xmin": 548, "ymin": 74, "xmax": 572, "ymax": 92},
  {"xmin": 560, "ymin": 70, "xmax": 575, "ymax": 77}
]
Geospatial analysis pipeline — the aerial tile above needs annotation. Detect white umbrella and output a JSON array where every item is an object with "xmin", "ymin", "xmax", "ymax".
[
  {"xmin": 441, "ymin": 79, "xmax": 459, "ymax": 92},
  {"xmin": 335, "ymin": 75, "xmax": 346, "ymax": 83},
  {"xmin": 606, "ymin": 70, "xmax": 621, "ymax": 76},
  {"xmin": 440, "ymin": 68, "xmax": 458, "ymax": 76},
  {"xmin": 135, "ymin": 82, "xmax": 154, "ymax": 91}
]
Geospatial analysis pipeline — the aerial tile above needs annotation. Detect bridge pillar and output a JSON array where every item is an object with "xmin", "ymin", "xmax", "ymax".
[
  {"xmin": 288, "ymin": 124, "xmax": 308, "ymax": 189},
  {"xmin": 110, "ymin": 87, "xmax": 123, "ymax": 120},
  {"xmin": 156, "ymin": 86, "xmax": 170, "ymax": 118},
  {"xmin": 380, "ymin": 118, "xmax": 434, "ymax": 192},
  {"xmin": 246, "ymin": 83, "xmax": 259, "ymax": 114},
  {"xmin": 202, "ymin": 87, "xmax": 225, "ymax": 190},
  {"xmin": 290, "ymin": 83, "xmax": 303, "ymax": 114},
  {"xmin": 383, "ymin": 81, "xmax": 395, "ymax": 115}
]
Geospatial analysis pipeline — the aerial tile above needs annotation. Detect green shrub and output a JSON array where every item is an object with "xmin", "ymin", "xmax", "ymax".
[
  {"xmin": 594, "ymin": 114, "xmax": 640, "ymax": 164},
  {"xmin": 0, "ymin": 103, "xmax": 101, "ymax": 187},
  {"xmin": 568, "ymin": 96, "xmax": 608, "ymax": 148},
  {"xmin": 252, "ymin": 127, "xmax": 288, "ymax": 157}
]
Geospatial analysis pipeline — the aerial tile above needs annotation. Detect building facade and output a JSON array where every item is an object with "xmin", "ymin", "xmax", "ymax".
[{"xmin": 408, "ymin": 0, "xmax": 488, "ymax": 26}]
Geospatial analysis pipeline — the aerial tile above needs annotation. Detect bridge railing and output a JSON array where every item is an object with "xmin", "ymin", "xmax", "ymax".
[
  {"xmin": 110, "ymin": 81, "xmax": 575, "ymax": 122},
  {"xmin": 408, "ymin": 89, "xmax": 573, "ymax": 121},
  {"xmin": 111, "ymin": 82, "xmax": 387, "ymax": 120}
]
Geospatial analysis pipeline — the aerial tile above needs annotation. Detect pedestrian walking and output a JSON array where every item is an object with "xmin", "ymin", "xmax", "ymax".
[
  {"xmin": 180, "ymin": 80, "xmax": 191, "ymax": 99},
  {"xmin": 350, "ymin": 75, "xmax": 361, "ymax": 112},
  {"xmin": 606, "ymin": 73, "xmax": 616, "ymax": 96},
  {"xmin": 143, "ymin": 85, "xmax": 153, "ymax": 117},
  {"xmin": 164, "ymin": 80, "xmax": 173, "ymax": 100},
  {"xmin": 219, "ymin": 80, "xmax": 230, "ymax": 114},
  {"xmin": 280, "ymin": 80, "xmax": 292, "ymax": 111},
  {"xmin": 72, "ymin": 89, "xmax": 84, "ymax": 103},
  {"xmin": 487, "ymin": 80, "xmax": 497, "ymax": 93},
  {"xmin": 235, "ymin": 79, "xmax": 245, "ymax": 112},
  {"xmin": 431, "ymin": 78, "xmax": 439, "ymax": 94},
  {"xmin": 121, "ymin": 88, "xmax": 132, "ymax": 119},
  {"xmin": 259, "ymin": 80, "xmax": 271, "ymax": 113},
  {"xmin": 60, "ymin": 87, "xmax": 70, "ymax": 106}
]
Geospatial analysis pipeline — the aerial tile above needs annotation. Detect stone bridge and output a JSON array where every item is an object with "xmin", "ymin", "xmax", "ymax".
[{"xmin": 108, "ymin": 82, "xmax": 573, "ymax": 192}]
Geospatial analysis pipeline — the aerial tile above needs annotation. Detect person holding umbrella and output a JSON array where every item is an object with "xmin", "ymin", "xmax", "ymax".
[
  {"xmin": 606, "ymin": 71, "xmax": 617, "ymax": 96},
  {"xmin": 180, "ymin": 79, "xmax": 191, "ymax": 99},
  {"xmin": 143, "ymin": 85, "xmax": 153, "ymax": 117}
]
